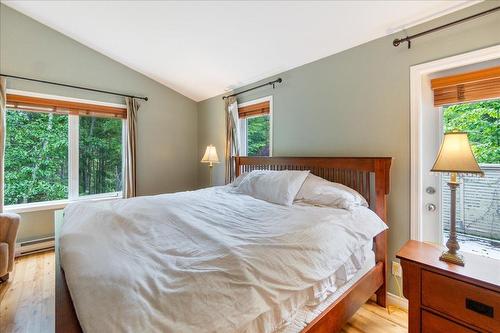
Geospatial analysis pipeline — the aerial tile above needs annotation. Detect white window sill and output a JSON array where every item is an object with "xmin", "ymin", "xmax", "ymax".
[{"xmin": 4, "ymin": 192, "xmax": 123, "ymax": 214}]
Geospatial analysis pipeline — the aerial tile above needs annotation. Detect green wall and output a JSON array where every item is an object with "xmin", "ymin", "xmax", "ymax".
[
  {"xmin": 0, "ymin": 4, "xmax": 198, "ymax": 242},
  {"xmin": 197, "ymin": 2, "xmax": 500, "ymax": 294}
]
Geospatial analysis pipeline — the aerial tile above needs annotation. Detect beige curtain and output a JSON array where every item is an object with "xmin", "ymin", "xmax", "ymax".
[
  {"xmin": 124, "ymin": 97, "xmax": 140, "ymax": 198},
  {"xmin": 224, "ymin": 96, "xmax": 239, "ymax": 184},
  {"xmin": 0, "ymin": 77, "xmax": 6, "ymax": 212}
]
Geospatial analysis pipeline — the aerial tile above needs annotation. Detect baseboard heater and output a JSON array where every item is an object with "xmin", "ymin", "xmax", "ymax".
[{"xmin": 15, "ymin": 236, "xmax": 55, "ymax": 257}]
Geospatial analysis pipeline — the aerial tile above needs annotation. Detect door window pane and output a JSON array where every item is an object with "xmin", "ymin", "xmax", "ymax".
[
  {"xmin": 246, "ymin": 115, "xmax": 270, "ymax": 156},
  {"xmin": 79, "ymin": 117, "xmax": 123, "ymax": 196},
  {"xmin": 441, "ymin": 100, "xmax": 500, "ymax": 255},
  {"xmin": 5, "ymin": 110, "xmax": 68, "ymax": 204},
  {"xmin": 443, "ymin": 100, "xmax": 499, "ymax": 163}
]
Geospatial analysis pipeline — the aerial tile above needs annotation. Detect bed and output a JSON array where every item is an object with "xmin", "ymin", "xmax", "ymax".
[{"xmin": 55, "ymin": 156, "xmax": 392, "ymax": 333}]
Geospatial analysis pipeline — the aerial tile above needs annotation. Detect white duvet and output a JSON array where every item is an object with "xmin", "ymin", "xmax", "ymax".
[{"xmin": 60, "ymin": 186, "xmax": 387, "ymax": 333}]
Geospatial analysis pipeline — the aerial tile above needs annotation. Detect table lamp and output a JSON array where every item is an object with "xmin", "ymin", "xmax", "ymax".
[
  {"xmin": 431, "ymin": 131, "xmax": 483, "ymax": 266},
  {"xmin": 201, "ymin": 145, "xmax": 219, "ymax": 186}
]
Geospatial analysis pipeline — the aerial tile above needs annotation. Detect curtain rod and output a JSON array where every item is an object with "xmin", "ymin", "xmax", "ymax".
[
  {"xmin": 0, "ymin": 73, "xmax": 149, "ymax": 101},
  {"xmin": 222, "ymin": 78, "xmax": 282, "ymax": 100},
  {"xmin": 393, "ymin": 5, "xmax": 500, "ymax": 49}
]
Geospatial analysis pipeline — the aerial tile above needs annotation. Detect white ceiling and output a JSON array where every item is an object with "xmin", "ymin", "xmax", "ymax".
[{"xmin": 2, "ymin": 1, "xmax": 480, "ymax": 101}]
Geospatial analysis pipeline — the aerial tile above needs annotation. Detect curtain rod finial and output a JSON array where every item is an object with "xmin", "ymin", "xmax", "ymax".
[{"xmin": 393, "ymin": 38, "xmax": 401, "ymax": 47}]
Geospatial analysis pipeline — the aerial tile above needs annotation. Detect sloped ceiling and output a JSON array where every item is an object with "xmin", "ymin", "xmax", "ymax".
[{"xmin": 2, "ymin": 1, "xmax": 480, "ymax": 101}]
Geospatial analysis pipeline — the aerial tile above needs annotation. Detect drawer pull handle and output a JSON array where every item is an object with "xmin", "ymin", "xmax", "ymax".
[{"xmin": 465, "ymin": 298, "xmax": 494, "ymax": 318}]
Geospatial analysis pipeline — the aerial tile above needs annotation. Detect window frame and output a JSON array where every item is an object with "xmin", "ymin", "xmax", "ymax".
[
  {"xmin": 4, "ymin": 89, "xmax": 126, "ymax": 213},
  {"xmin": 238, "ymin": 96, "xmax": 273, "ymax": 157}
]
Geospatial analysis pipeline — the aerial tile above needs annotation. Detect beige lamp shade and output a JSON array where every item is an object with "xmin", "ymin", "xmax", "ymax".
[
  {"xmin": 431, "ymin": 132, "xmax": 483, "ymax": 174},
  {"xmin": 201, "ymin": 145, "xmax": 219, "ymax": 165}
]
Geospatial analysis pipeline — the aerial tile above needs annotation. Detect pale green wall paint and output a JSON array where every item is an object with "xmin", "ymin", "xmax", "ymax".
[
  {"xmin": 198, "ymin": 96, "xmax": 226, "ymax": 187},
  {"xmin": 0, "ymin": 4, "xmax": 198, "ymax": 242},
  {"xmin": 198, "ymin": 2, "xmax": 500, "ymax": 294}
]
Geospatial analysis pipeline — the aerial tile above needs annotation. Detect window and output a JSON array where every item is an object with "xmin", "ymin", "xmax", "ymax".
[
  {"xmin": 4, "ymin": 93, "xmax": 125, "ymax": 209},
  {"xmin": 440, "ymin": 99, "xmax": 500, "ymax": 258},
  {"xmin": 238, "ymin": 97, "xmax": 272, "ymax": 156},
  {"xmin": 79, "ymin": 117, "xmax": 123, "ymax": 196},
  {"xmin": 5, "ymin": 110, "xmax": 68, "ymax": 205}
]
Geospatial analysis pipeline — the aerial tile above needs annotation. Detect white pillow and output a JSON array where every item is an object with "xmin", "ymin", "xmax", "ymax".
[
  {"xmin": 235, "ymin": 170, "xmax": 310, "ymax": 206},
  {"xmin": 295, "ymin": 174, "xmax": 368, "ymax": 210},
  {"xmin": 231, "ymin": 172, "xmax": 249, "ymax": 187}
]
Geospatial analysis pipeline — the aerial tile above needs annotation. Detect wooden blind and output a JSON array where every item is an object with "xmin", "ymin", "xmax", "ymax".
[
  {"xmin": 6, "ymin": 94, "xmax": 127, "ymax": 119},
  {"xmin": 431, "ymin": 66, "xmax": 500, "ymax": 106},
  {"xmin": 238, "ymin": 101, "xmax": 270, "ymax": 119}
]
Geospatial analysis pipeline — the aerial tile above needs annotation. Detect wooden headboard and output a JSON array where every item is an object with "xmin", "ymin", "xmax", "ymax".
[{"xmin": 235, "ymin": 156, "xmax": 392, "ymax": 222}]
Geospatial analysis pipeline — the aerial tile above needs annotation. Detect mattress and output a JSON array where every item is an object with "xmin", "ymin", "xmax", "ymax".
[
  {"xmin": 281, "ymin": 248, "xmax": 376, "ymax": 332},
  {"xmin": 249, "ymin": 240, "xmax": 375, "ymax": 333}
]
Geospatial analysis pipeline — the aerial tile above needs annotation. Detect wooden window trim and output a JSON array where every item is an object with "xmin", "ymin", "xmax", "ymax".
[
  {"xmin": 431, "ymin": 66, "xmax": 500, "ymax": 106},
  {"xmin": 6, "ymin": 94, "xmax": 127, "ymax": 119},
  {"xmin": 238, "ymin": 101, "xmax": 270, "ymax": 119}
]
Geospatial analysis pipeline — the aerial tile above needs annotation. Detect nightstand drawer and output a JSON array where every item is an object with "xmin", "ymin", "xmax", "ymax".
[
  {"xmin": 422, "ymin": 310, "xmax": 479, "ymax": 333},
  {"xmin": 422, "ymin": 270, "xmax": 500, "ymax": 332}
]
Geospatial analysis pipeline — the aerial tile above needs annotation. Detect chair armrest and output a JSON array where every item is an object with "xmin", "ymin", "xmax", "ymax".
[
  {"xmin": 0, "ymin": 213, "xmax": 20, "ymax": 272},
  {"xmin": 0, "ymin": 242, "xmax": 8, "ymax": 277}
]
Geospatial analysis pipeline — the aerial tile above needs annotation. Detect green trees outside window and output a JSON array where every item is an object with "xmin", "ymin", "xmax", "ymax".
[
  {"xmin": 79, "ymin": 117, "xmax": 122, "ymax": 196},
  {"xmin": 5, "ymin": 110, "xmax": 68, "ymax": 205},
  {"xmin": 4, "ymin": 109, "xmax": 123, "ymax": 206},
  {"xmin": 443, "ymin": 100, "xmax": 499, "ymax": 164},
  {"xmin": 246, "ymin": 115, "xmax": 270, "ymax": 156}
]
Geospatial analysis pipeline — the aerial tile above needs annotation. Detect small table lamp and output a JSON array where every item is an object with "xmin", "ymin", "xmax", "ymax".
[
  {"xmin": 431, "ymin": 131, "xmax": 483, "ymax": 266},
  {"xmin": 201, "ymin": 145, "xmax": 219, "ymax": 186}
]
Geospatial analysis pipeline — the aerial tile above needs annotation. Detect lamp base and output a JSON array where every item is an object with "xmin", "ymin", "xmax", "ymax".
[{"xmin": 439, "ymin": 250, "xmax": 464, "ymax": 266}]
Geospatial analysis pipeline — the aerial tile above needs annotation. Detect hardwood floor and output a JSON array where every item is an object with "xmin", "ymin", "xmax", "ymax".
[
  {"xmin": 0, "ymin": 251, "xmax": 55, "ymax": 333},
  {"xmin": 341, "ymin": 301, "xmax": 407, "ymax": 333},
  {"xmin": 0, "ymin": 251, "xmax": 407, "ymax": 333}
]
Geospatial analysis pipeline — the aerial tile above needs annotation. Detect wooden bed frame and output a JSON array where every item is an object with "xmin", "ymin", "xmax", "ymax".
[{"xmin": 55, "ymin": 156, "xmax": 392, "ymax": 333}]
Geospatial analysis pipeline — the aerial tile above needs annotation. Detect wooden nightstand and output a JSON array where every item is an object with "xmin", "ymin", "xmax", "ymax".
[{"xmin": 397, "ymin": 240, "xmax": 500, "ymax": 333}]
